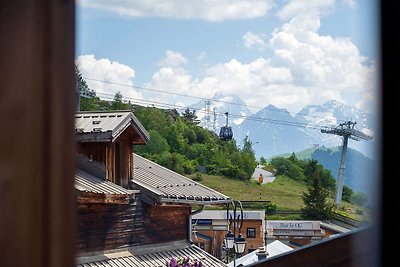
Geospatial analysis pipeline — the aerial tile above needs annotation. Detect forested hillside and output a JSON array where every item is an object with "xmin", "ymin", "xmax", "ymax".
[
  {"xmin": 76, "ymin": 70, "xmax": 257, "ymax": 179},
  {"xmin": 270, "ymin": 145, "xmax": 375, "ymax": 195}
]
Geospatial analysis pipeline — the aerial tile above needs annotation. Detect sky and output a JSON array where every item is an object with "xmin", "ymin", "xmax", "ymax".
[{"xmin": 76, "ymin": 0, "xmax": 379, "ymax": 115}]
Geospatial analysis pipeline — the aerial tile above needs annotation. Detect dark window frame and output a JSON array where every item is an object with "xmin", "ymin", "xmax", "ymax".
[{"xmin": 247, "ymin": 227, "xmax": 257, "ymax": 238}]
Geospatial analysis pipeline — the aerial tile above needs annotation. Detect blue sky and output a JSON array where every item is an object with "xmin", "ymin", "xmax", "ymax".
[{"xmin": 76, "ymin": 0, "xmax": 379, "ymax": 116}]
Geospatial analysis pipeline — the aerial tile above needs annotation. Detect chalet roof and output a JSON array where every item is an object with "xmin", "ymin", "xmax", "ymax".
[
  {"xmin": 76, "ymin": 240, "xmax": 226, "ymax": 267},
  {"xmin": 75, "ymin": 110, "xmax": 149, "ymax": 143},
  {"xmin": 132, "ymin": 154, "xmax": 231, "ymax": 205},
  {"xmin": 75, "ymin": 169, "xmax": 138, "ymax": 196}
]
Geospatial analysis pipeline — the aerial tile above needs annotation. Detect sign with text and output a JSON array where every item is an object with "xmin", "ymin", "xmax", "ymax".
[
  {"xmin": 268, "ymin": 221, "xmax": 320, "ymax": 230},
  {"xmin": 273, "ymin": 229, "xmax": 316, "ymax": 236}
]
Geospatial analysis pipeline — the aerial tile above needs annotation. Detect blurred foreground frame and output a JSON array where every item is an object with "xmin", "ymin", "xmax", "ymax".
[{"xmin": 0, "ymin": 1, "xmax": 76, "ymax": 267}]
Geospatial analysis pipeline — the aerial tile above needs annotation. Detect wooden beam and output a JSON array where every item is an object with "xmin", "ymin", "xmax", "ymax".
[
  {"xmin": 77, "ymin": 192, "xmax": 131, "ymax": 205},
  {"xmin": 0, "ymin": 2, "xmax": 76, "ymax": 267}
]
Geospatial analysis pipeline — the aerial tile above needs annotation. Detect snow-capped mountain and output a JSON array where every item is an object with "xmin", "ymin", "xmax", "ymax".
[
  {"xmin": 191, "ymin": 95, "xmax": 376, "ymax": 159},
  {"xmin": 189, "ymin": 93, "xmax": 253, "ymax": 137},
  {"xmin": 294, "ymin": 100, "xmax": 376, "ymax": 158},
  {"xmin": 236, "ymin": 104, "xmax": 316, "ymax": 158}
]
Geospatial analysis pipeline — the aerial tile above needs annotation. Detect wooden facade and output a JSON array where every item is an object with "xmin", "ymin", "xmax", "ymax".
[
  {"xmin": 78, "ymin": 129, "xmax": 134, "ymax": 189},
  {"xmin": 77, "ymin": 197, "xmax": 192, "ymax": 254},
  {"xmin": 77, "ymin": 197, "xmax": 144, "ymax": 254}
]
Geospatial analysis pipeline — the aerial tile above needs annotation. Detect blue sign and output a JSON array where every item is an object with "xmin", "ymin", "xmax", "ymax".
[{"xmin": 192, "ymin": 219, "xmax": 212, "ymax": 225}]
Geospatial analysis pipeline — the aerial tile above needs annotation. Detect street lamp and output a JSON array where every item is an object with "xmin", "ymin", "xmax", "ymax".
[
  {"xmin": 224, "ymin": 200, "xmax": 247, "ymax": 267},
  {"xmin": 234, "ymin": 233, "xmax": 246, "ymax": 254},
  {"xmin": 224, "ymin": 230, "xmax": 235, "ymax": 249},
  {"xmin": 264, "ymin": 221, "xmax": 274, "ymax": 255}
]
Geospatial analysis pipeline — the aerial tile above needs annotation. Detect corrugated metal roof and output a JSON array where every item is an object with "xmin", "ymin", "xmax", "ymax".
[
  {"xmin": 75, "ymin": 110, "xmax": 149, "ymax": 142},
  {"xmin": 75, "ymin": 168, "xmax": 137, "ymax": 195},
  {"xmin": 132, "ymin": 154, "xmax": 231, "ymax": 205},
  {"xmin": 76, "ymin": 241, "xmax": 226, "ymax": 267}
]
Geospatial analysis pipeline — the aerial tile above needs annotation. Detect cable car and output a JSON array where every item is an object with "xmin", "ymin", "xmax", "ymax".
[{"xmin": 219, "ymin": 112, "xmax": 233, "ymax": 141}]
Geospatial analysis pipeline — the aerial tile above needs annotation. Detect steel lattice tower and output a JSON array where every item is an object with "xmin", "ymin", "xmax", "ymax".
[{"xmin": 321, "ymin": 121, "xmax": 373, "ymax": 205}]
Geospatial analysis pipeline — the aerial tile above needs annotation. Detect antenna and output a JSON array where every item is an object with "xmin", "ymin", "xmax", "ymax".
[
  {"xmin": 204, "ymin": 100, "xmax": 211, "ymax": 130},
  {"xmin": 321, "ymin": 121, "xmax": 373, "ymax": 205}
]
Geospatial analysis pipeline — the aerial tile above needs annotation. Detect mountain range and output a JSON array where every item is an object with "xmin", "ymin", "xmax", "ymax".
[{"xmin": 190, "ymin": 94, "xmax": 377, "ymax": 160}]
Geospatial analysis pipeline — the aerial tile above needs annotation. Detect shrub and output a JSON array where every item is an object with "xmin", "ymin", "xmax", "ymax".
[
  {"xmin": 192, "ymin": 172, "xmax": 203, "ymax": 182},
  {"xmin": 265, "ymin": 203, "xmax": 277, "ymax": 215}
]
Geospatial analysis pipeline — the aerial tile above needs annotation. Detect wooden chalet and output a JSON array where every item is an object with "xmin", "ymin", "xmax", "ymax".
[
  {"xmin": 75, "ymin": 110, "xmax": 149, "ymax": 190},
  {"xmin": 74, "ymin": 110, "xmax": 229, "ymax": 266}
]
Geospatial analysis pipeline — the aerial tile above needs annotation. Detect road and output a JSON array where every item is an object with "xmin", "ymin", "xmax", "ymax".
[{"xmin": 251, "ymin": 165, "xmax": 276, "ymax": 184}]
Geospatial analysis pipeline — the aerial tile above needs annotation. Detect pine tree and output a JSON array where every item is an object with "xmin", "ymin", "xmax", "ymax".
[
  {"xmin": 182, "ymin": 108, "xmax": 200, "ymax": 124},
  {"xmin": 111, "ymin": 91, "xmax": 128, "ymax": 110},
  {"xmin": 301, "ymin": 160, "xmax": 334, "ymax": 220}
]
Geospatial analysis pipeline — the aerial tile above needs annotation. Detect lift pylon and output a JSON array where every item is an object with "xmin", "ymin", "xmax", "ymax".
[{"xmin": 321, "ymin": 121, "xmax": 373, "ymax": 205}]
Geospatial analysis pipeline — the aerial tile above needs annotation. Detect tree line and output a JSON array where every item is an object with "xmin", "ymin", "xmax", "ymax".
[{"xmin": 76, "ymin": 67, "xmax": 257, "ymax": 180}]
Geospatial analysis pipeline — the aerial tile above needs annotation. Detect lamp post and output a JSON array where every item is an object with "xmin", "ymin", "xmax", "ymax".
[
  {"xmin": 224, "ymin": 200, "xmax": 247, "ymax": 267},
  {"xmin": 264, "ymin": 221, "xmax": 274, "ymax": 256}
]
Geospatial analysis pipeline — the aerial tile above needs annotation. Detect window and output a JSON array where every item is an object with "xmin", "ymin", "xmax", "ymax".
[{"xmin": 247, "ymin": 228, "xmax": 256, "ymax": 238}]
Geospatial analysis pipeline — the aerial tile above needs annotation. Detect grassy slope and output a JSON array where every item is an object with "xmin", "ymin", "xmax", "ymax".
[
  {"xmin": 197, "ymin": 174, "xmax": 307, "ymax": 209},
  {"xmin": 190, "ymin": 173, "xmax": 369, "ymax": 221}
]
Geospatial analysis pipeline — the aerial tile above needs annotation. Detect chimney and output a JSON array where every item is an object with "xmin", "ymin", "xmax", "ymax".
[{"xmin": 256, "ymin": 246, "xmax": 268, "ymax": 261}]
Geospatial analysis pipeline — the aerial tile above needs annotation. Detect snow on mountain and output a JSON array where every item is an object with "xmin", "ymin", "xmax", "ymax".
[
  {"xmin": 189, "ymin": 96, "xmax": 376, "ymax": 160},
  {"xmin": 295, "ymin": 100, "xmax": 376, "ymax": 158},
  {"xmin": 189, "ymin": 93, "xmax": 253, "ymax": 137},
  {"xmin": 236, "ymin": 104, "xmax": 315, "ymax": 158}
]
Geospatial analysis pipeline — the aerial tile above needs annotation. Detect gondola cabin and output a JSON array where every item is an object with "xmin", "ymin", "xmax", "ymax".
[{"xmin": 219, "ymin": 112, "xmax": 233, "ymax": 141}]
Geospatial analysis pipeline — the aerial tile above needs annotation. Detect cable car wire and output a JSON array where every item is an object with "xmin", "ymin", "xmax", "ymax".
[
  {"xmin": 83, "ymin": 77, "xmax": 348, "ymax": 123},
  {"xmin": 91, "ymin": 91, "xmax": 334, "ymax": 131}
]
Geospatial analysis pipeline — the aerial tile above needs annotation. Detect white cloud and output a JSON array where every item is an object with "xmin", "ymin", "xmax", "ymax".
[
  {"xmin": 158, "ymin": 50, "xmax": 188, "ymax": 67},
  {"xmin": 76, "ymin": 54, "xmax": 143, "ymax": 100},
  {"xmin": 77, "ymin": 0, "xmax": 376, "ymax": 115},
  {"xmin": 277, "ymin": 0, "xmax": 335, "ymax": 20},
  {"xmin": 150, "ymin": 66, "xmax": 192, "ymax": 93},
  {"xmin": 356, "ymin": 83, "xmax": 378, "ymax": 114},
  {"xmin": 268, "ymin": 14, "xmax": 375, "ymax": 110},
  {"xmin": 145, "ymin": 9, "xmax": 375, "ymax": 113},
  {"xmin": 79, "ymin": 0, "xmax": 274, "ymax": 22},
  {"xmin": 153, "ymin": 6, "xmax": 374, "ymax": 113},
  {"xmin": 243, "ymin": 32, "xmax": 267, "ymax": 50}
]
